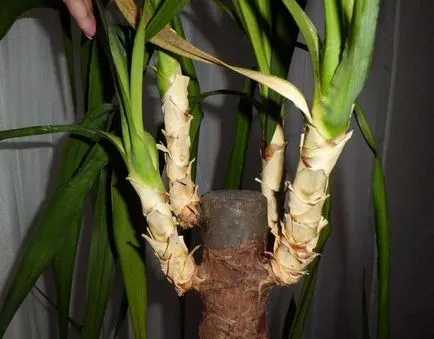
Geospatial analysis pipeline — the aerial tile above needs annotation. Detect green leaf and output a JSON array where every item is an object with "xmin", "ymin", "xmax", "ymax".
[
  {"xmin": 56, "ymin": 37, "xmax": 117, "ymax": 337},
  {"xmin": 52, "ymin": 212, "xmax": 83, "ymax": 339},
  {"xmin": 0, "ymin": 123, "xmax": 124, "ymax": 155},
  {"xmin": 111, "ymin": 178, "xmax": 147, "ymax": 339},
  {"xmin": 130, "ymin": 9, "xmax": 147, "ymax": 136},
  {"xmin": 372, "ymin": 158, "xmax": 389, "ymax": 339},
  {"xmin": 53, "ymin": 39, "xmax": 114, "ymax": 335},
  {"xmin": 289, "ymin": 194, "xmax": 332, "ymax": 339},
  {"xmin": 224, "ymin": 78, "xmax": 255, "ymax": 189},
  {"xmin": 354, "ymin": 102, "xmax": 377, "ymax": 153},
  {"xmin": 145, "ymin": 0, "xmax": 189, "ymax": 42},
  {"xmin": 80, "ymin": 39, "xmax": 94, "ymax": 108},
  {"xmin": 340, "ymin": 0, "xmax": 356, "ymax": 34},
  {"xmin": 315, "ymin": 0, "xmax": 380, "ymax": 138},
  {"xmin": 97, "ymin": 1, "xmax": 160, "ymax": 185},
  {"xmin": 0, "ymin": 0, "xmax": 55, "ymax": 39},
  {"xmin": 0, "ymin": 145, "xmax": 108, "ymax": 337},
  {"xmin": 82, "ymin": 169, "xmax": 116, "ymax": 338},
  {"xmin": 281, "ymin": 0, "xmax": 321, "ymax": 81},
  {"xmin": 232, "ymin": 1, "xmax": 271, "ymax": 90},
  {"xmin": 96, "ymin": 0, "xmax": 131, "ymax": 115},
  {"xmin": 354, "ymin": 103, "xmax": 390, "ymax": 339},
  {"xmin": 96, "ymin": 7, "xmax": 134, "ymax": 153},
  {"xmin": 252, "ymin": 0, "xmax": 272, "ymax": 64},
  {"xmin": 263, "ymin": 0, "xmax": 306, "ymax": 143},
  {"xmin": 87, "ymin": 40, "xmax": 116, "ymax": 112},
  {"xmin": 321, "ymin": 0, "xmax": 343, "ymax": 88}
]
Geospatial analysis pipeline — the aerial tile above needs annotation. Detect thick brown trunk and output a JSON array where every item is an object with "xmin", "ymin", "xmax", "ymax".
[{"xmin": 197, "ymin": 191, "xmax": 271, "ymax": 339}]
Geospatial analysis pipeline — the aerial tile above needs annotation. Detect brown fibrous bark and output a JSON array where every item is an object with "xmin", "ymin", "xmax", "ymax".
[{"xmin": 196, "ymin": 239, "xmax": 271, "ymax": 339}]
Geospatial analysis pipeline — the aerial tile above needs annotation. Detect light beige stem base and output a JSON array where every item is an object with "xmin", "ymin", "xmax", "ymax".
[
  {"xmin": 259, "ymin": 124, "xmax": 286, "ymax": 234},
  {"xmin": 160, "ymin": 74, "xmax": 200, "ymax": 228},
  {"xmin": 128, "ymin": 177, "xmax": 198, "ymax": 294},
  {"xmin": 269, "ymin": 125, "xmax": 352, "ymax": 284}
]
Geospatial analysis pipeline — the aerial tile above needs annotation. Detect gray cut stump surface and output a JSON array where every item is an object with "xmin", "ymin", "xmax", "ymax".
[{"xmin": 197, "ymin": 190, "xmax": 271, "ymax": 339}]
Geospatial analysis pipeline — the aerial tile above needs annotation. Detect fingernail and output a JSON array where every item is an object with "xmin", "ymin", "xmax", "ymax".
[{"xmin": 85, "ymin": 32, "xmax": 93, "ymax": 40}]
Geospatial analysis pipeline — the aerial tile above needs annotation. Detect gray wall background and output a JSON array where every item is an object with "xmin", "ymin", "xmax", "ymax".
[{"xmin": 1, "ymin": 0, "xmax": 433, "ymax": 338}]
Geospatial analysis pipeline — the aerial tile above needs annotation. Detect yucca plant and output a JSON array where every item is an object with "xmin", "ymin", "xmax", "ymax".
[{"xmin": 0, "ymin": 0, "xmax": 389, "ymax": 338}]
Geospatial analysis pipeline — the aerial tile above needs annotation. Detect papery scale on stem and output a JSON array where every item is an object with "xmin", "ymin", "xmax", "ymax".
[
  {"xmin": 127, "ymin": 176, "xmax": 198, "ymax": 294},
  {"xmin": 268, "ymin": 125, "xmax": 353, "ymax": 285},
  {"xmin": 159, "ymin": 73, "xmax": 200, "ymax": 228}
]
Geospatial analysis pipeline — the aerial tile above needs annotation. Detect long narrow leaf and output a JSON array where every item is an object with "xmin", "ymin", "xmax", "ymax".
[
  {"xmin": 321, "ymin": 0, "xmax": 343, "ymax": 88},
  {"xmin": 111, "ymin": 178, "xmax": 147, "ymax": 339},
  {"xmin": 354, "ymin": 103, "xmax": 390, "ymax": 339},
  {"xmin": 317, "ymin": 0, "xmax": 380, "ymax": 138},
  {"xmin": 372, "ymin": 158, "xmax": 389, "ymax": 339},
  {"xmin": 232, "ymin": 0, "xmax": 271, "ymax": 75},
  {"xmin": 53, "ymin": 212, "xmax": 83, "ymax": 339},
  {"xmin": 87, "ymin": 40, "xmax": 115, "ymax": 112},
  {"xmin": 4, "ymin": 104, "xmax": 112, "ymax": 338},
  {"xmin": 74, "ymin": 38, "xmax": 117, "ymax": 337},
  {"xmin": 130, "ymin": 10, "xmax": 147, "ymax": 136},
  {"xmin": 152, "ymin": 29, "xmax": 311, "ymax": 121},
  {"xmin": 96, "ymin": 0, "xmax": 131, "ymax": 115},
  {"xmin": 354, "ymin": 102, "xmax": 377, "ymax": 153},
  {"xmin": 0, "ymin": 123, "xmax": 125, "ymax": 157},
  {"xmin": 281, "ymin": 0, "xmax": 321, "ymax": 80},
  {"xmin": 113, "ymin": 0, "xmax": 312, "ymax": 122},
  {"xmin": 53, "ymin": 41, "xmax": 114, "ymax": 337},
  {"xmin": 145, "ymin": 0, "xmax": 189, "ymax": 42},
  {"xmin": 0, "ymin": 145, "xmax": 108, "ymax": 336},
  {"xmin": 82, "ymin": 169, "xmax": 116, "ymax": 338},
  {"xmin": 263, "ymin": 0, "xmax": 306, "ymax": 143},
  {"xmin": 95, "ymin": 0, "xmax": 133, "ymax": 152}
]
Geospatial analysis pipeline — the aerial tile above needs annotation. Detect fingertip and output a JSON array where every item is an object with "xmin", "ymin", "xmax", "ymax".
[
  {"xmin": 64, "ymin": 0, "xmax": 96, "ymax": 38},
  {"xmin": 83, "ymin": 18, "xmax": 96, "ymax": 39}
]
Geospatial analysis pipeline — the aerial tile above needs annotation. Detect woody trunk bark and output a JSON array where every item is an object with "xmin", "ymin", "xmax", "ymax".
[{"xmin": 197, "ymin": 190, "xmax": 271, "ymax": 339}]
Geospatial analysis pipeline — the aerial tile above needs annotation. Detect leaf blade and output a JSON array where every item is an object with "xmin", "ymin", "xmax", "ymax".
[
  {"xmin": 354, "ymin": 103, "xmax": 390, "ymax": 339},
  {"xmin": 111, "ymin": 178, "xmax": 147, "ymax": 339},
  {"xmin": 81, "ymin": 169, "xmax": 116, "ymax": 338},
  {"xmin": 316, "ymin": 0, "xmax": 380, "ymax": 138},
  {"xmin": 281, "ymin": 0, "xmax": 321, "ymax": 80},
  {"xmin": 145, "ymin": 0, "xmax": 189, "ymax": 42},
  {"xmin": 0, "ymin": 145, "xmax": 108, "ymax": 337},
  {"xmin": 52, "ymin": 43, "xmax": 114, "ymax": 335}
]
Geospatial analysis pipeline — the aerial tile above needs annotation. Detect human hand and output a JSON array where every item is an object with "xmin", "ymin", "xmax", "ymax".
[{"xmin": 63, "ymin": 0, "xmax": 96, "ymax": 39}]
